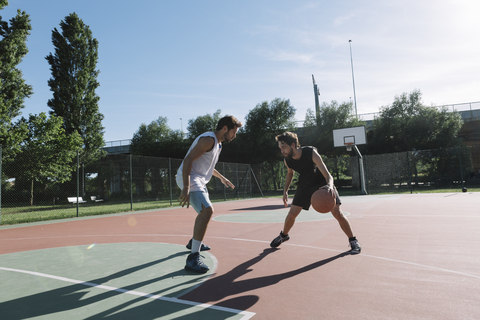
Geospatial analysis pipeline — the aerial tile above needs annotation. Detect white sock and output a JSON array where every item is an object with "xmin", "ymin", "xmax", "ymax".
[{"xmin": 191, "ymin": 239, "xmax": 202, "ymax": 253}]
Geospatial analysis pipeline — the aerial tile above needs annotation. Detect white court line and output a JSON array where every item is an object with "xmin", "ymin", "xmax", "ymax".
[
  {"xmin": 0, "ymin": 266, "xmax": 256, "ymax": 320},
  {"xmin": 209, "ymin": 236, "xmax": 480, "ymax": 280},
  {"xmin": 363, "ymin": 215, "xmax": 480, "ymax": 218},
  {"xmin": 281, "ymin": 243, "xmax": 480, "ymax": 280},
  {"xmin": 2, "ymin": 233, "xmax": 479, "ymax": 280},
  {"xmin": 0, "ymin": 234, "xmax": 195, "ymax": 242}
]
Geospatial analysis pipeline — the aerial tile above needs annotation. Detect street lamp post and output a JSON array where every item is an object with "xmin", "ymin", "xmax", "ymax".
[{"xmin": 349, "ymin": 40, "xmax": 358, "ymax": 119}]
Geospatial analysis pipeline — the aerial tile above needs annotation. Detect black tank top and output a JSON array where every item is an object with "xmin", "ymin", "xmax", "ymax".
[{"xmin": 285, "ymin": 146, "xmax": 327, "ymax": 188}]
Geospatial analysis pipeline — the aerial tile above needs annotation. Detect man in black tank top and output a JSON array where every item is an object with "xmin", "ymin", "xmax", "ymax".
[{"xmin": 269, "ymin": 132, "xmax": 361, "ymax": 254}]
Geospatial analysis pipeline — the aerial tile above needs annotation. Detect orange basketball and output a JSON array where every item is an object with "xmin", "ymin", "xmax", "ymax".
[{"xmin": 311, "ymin": 188, "xmax": 336, "ymax": 213}]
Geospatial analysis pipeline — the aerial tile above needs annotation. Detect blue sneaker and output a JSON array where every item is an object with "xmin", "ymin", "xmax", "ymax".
[
  {"xmin": 185, "ymin": 252, "xmax": 210, "ymax": 273},
  {"xmin": 186, "ymin": 239, "xmax": 211, "ymax": 251}
]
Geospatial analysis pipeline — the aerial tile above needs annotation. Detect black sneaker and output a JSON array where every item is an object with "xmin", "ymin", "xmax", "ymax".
[
  {"xmin": 186, "ymin": 239, "xmax": 211, "ymax": 251},
  {"xmin": 270, "ymin": 231, "xmax": 290, "ymax": 248},
  {"xmin": 349, "ymin": 239, "xmax": 361, "ymax": 254},
  {"xmin": 185, "ymin": 252, "xmax": 210, "ymax": 273}
]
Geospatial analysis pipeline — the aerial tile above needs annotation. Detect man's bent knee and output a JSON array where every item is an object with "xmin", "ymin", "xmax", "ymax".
[
  {"xmin": 200, "ymin": 205, "xmax": 214, "ymax": 218},
  {"xmin": 331, "ymin": 205, "xmax": 346, "ymax": 219},
  {"xmin": 287, "ymin": 205, "xmax": 302, "ymax": 219}
]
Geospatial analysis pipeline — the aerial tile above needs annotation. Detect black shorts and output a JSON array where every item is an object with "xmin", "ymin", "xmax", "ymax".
[{"xmin": 292, "ymin": 184, "xmax": 341, "ymax": 211}]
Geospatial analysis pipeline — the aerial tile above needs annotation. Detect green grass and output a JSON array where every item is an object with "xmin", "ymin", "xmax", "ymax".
[
  {"xmin": 1, "ymin": 188, "xmax": 478, "ymax": 226},
  {"xmin": 0, "ymin": 200, "xmax": 172, "ymax": 225},
  {"xmin": 0, "ymin": 194, "xmax": 262, "ymax": 226}
]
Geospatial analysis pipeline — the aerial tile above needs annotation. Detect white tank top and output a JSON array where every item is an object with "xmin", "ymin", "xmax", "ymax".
[{"xmin": 176, "ymin": 132, "xmax": 222, "ymax": 192}]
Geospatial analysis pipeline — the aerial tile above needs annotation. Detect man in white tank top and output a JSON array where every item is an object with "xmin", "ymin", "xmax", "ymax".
[{"xmin": 176, "ymin": 115, "xmax": 242, "ymax": 273}]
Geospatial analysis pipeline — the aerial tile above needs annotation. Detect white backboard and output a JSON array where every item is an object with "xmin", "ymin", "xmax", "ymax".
[{"xmin": 333, "ymin": 126, "xmax": 367, "ymax": 147}]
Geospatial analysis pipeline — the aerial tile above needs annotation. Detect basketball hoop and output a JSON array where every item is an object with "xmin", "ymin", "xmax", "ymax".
[{"xmin": 345, "ymin": 142, "xmax": 354, "ymax": 152}]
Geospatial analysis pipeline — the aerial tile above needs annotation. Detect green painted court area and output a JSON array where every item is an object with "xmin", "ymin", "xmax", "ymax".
[
  {"xmin": 0, "ymin": 243, "xmax": 251, "ymax": 319},
  {"xmin": 214, "ymin": 207, "xmax": 348, "ymax": 223}
]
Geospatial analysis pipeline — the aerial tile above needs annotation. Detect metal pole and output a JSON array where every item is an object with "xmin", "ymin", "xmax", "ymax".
[
  {"xmin": 312, "ymin": 74, "xmax": 320, "ymax": 124},
  {"xmin": 169, "ymin": 158, "xmax": 173, "ymax": 206},
  {"xmin": 76, "ymin": 150, "xmax": 79, "ymax": 217},
  {"xmin": 459, "ymin": 147, "xmax": 464, "ymax": 189},
  {"xmin": 249, "ymin": 165, "xmax": 252, "ymax": 198},
  {"xmin": 0, "ymin": 144, "xmax": 2, "ymax": 224},
  {"xmin": 353, "ymin": 145, "xmax": 367, "ymax": 195},
  {"xmin": 349, "ymin": 40, "xmax": 358, "ymax": 119},
  {"xmin": 407, "ymin": 152, "xmax": 412, "ymax": 194},
  {"xmin": 363, "ymin": 154, "xmax": 369, "ymax": 193},
  {"xmin": 223, "ymin": 162, "xmax": 226, "ymax": 201},
  {"xmin": 130, "ymin": 154, "xmax": 133, "ymax": 211},
  {"xmin": 82, "ymin": 163, "xmax": 85, "ymax": 197}
]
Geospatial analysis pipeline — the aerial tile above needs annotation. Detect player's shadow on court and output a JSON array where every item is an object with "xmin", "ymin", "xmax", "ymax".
[
  {"xmin": 233, "ymin": 204, "xmax": 289, "ymax": 211},
  {"xmin": 180, "ymin": 248, "xmax": 349, "ymax": 311}
]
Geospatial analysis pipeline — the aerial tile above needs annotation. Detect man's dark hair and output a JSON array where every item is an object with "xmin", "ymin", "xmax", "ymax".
[
  {"xmin": 275, "ymin": 131, "xmax": 300, "ymax": 147},
  {"xmin": 216, "ymin": 115, "xmax": 242, "ymax": 131}
]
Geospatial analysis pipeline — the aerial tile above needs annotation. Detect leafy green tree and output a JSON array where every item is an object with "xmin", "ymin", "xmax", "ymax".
[
  {"xmin": 186, "ymin": 109, "xmax": 221, "ymax": 141},
  {"xmin": 302, "ymin": 100, "xmax": 364, "ymax": 156},
  {"xmin": 10, "ymin": 112, "xmax": 82, "ymax": 205},
  {"xmin": 45, "ymin": 12, "xmax": 104, "ymax": 165},
  {"xmin": 241, "ymin": 98, "xmax": 296, "ymax": 161},
  {"xmin": 239, "ymin": 98, "xmax": 296, "ymax": 190},
  {"xmin": 0, "ymin": 1, "xmax": 32, "ymax": 158},
  {"xmin": 303, "ymin": 108, "xmax": 316, "ymax": 127},
  {"xmin": 368, "ymin": 90, "xmax": 464, "ymax": 154},
  {"xmin": 131, "ymin": 116, "xmax": 171, "ymax": 154},
  {"xmin": 130, "ymin": 116, "xmax": 188, "ymax": 158}
]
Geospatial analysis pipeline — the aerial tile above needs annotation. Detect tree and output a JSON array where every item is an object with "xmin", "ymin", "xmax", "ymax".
[
  {"xmin": 241, "ymin": 98, "xmax": 296, "ymax": 161},
  {"xmin": 302, "ymin": 100, "xmax": 364, "ymax": 156},
  {"xmin": 303, "ymin": 108, "xmax": 316, "ymax": 127},
  {"xmin": 368, "ymin": 90, "xmax": 464, "ymax": 154},
  {"xmin": 239, "ymin": 98, "xmax": 296, "ymax": 190},
  {"xmin": 45, "ymin": 12, "xmax": 104, "ymax": 165},
  {"xmin": 0, "ymin": 1, "xmax": 32, "ymax": 159},
  {"xmin": 186, "ymin": 109, "xmax": 221, "ymax": 141},
  {"xmin": 131, "ymin": 116, "xmax": 171, "ymax": 154},
  {"xmin": 130, "ymin": 116, "xmax": 188, "ymax": 158},
  {"xmin": 9, "ymin": 112, "xmax": 82, "ymax": 205}
]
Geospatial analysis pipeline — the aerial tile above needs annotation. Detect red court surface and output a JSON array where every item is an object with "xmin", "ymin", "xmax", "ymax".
[{"xmin": 1, "ymin": 192, "xmax": 479, "ymax": 319}]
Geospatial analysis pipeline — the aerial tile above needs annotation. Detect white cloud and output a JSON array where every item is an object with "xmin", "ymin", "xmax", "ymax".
[{"xmin": 333, "ymin": 13, "xmax": 356, "ymax": 27}]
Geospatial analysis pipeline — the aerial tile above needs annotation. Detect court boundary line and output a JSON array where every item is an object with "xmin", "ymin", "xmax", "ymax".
[
  {"xmin": 0, "ymin": 241, "xmax": 220, "ymax": 299},
  {"xmin": 280, "ymin": 243, "xmax": 480, "ymax": 280},
  {"xmin": 3, "ymin": 234, "xmax": 479, "ymax": 280},
  {"xmin": 0, "ymin": 266, "xmax": 256, "ymax": 319}
]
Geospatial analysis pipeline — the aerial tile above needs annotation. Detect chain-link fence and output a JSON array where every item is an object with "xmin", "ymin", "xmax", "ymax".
[
  {"xmin": 0, "ymin": 149, "xmax": 259, "ymax": 225},
  {"xmin": 349, "ymin": 145, "xmax": 480, "ymax": 193},
  {"xmin": 1, "ymin": 144, "xmax": 479, "ymax": 225}
]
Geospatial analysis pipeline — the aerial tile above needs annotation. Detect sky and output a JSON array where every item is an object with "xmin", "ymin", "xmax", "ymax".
[{"xmin": 2, "ymin": 0, "xmax": 480, "ymax": 142}]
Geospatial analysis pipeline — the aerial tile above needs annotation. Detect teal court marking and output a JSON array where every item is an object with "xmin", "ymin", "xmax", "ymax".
[
  {"xmin": 0, "ymin": 243, "xmax": 255, "ymax": 319},
  {"xmin": 214, "ymin": 207, "xmax": 350, "ymax": 223}
]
